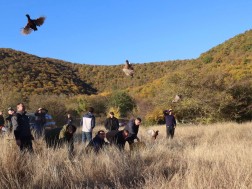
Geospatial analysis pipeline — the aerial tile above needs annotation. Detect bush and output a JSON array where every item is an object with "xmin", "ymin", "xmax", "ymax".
[
  {"xmin": 220, "ymin": 82, "xmax": 252, "ymax": 122},
  {"xmin": 108, "ymin": 91, "xmax": 136, "ymax": 117},
  {"xmin": 145, "ymin": 108, "xmax": 165, "ymax": 125}
]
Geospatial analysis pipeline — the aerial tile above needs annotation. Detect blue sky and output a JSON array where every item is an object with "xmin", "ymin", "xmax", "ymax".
[{"xmin": 1, "ymin": 1, "xmax": 252, "ymax": 65}]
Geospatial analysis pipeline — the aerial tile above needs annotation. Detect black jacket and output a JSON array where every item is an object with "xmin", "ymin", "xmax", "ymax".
[
  {"xmin": 114, "ymin": 130, "xmax": 128, "ymax": 150},
  {"xmin": 104, "ymin": 117, "xmax": 119, "ymax": 131},
  {"xmin": 164, "ymin": 115, "xmax": 176, "ymax": 128},
  {"xmin": 12, "ymin": 111, "xmax": 33, "ymax": 140},
  {"xmin": 86, "ymin": 135, "xmax": 107, "ymax": 153},
  {"xmin": 0, "ymin": 115, "xmax": 5, "ymax": 126}
]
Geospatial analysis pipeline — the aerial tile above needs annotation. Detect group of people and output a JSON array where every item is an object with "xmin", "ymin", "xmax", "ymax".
[
  {"xmin": 81, "ymin": 108, "xmax": 142, "ymax": 153},
  {"xmin": 0, "ymin": 103, "xmax": 177, "ymax": 155},
  {"xmin": 0, "ymin": 104, "xmax": 144, "ymax": 155}
]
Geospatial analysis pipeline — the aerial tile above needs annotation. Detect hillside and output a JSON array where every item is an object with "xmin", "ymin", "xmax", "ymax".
[
  {"xmin": 1, "ymin": 29, "xmax": 252, "ymax": 123},
  {"xmin": 0, "ymin": 48, "xmax": 189, "ymax": 95},
  {"xmin": 0, "ymin": 48, "xmax": 96, "ymax": 95},
  {"xmin": 76, "ymin": 60, "xmax": 188, "ymax": 92},
  {"xmin": 131, "ymin": 30, "xmax": 252, "ymax": 123}
]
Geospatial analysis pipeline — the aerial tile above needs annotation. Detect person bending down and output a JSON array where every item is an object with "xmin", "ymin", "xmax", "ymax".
[{"xmin": 44, "ymin": 124, "xmax": 77, "ymax": 155}]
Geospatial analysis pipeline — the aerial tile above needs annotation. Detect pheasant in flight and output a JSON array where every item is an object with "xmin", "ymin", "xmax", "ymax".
[
  {"xmin": 21, "ymin": 14, "xmax": 46, "ymax": 35},
  {"xmin": 122, "ymin": 60, "xmax": 134, "ymax": 78}
]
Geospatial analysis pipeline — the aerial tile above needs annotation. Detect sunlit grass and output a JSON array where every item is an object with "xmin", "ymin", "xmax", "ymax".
[{"xmin": 0, "ymin": 122, "xmax": 251, "ymax": 188}]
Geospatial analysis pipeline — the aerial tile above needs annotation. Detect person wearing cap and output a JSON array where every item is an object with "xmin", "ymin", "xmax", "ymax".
[
  {"xmin": 5, "ymin": 107, "xmax": 15, "ymax": 133},
  {"xmin": 34, "ymin": 107, "xmax": 47, "ymax": 137},
  {"xmin": 164, "ymin": 109, "xmax": 176, "ymax": 139},
  {"xmin": 104, "ymin": 112, "xmax": 119, "ymax": 131}
]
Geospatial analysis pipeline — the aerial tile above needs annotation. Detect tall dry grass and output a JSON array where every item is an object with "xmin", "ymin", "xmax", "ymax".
[{"xmin": 0, "ymin": 122, "xmax": 251, "ymax": 189}]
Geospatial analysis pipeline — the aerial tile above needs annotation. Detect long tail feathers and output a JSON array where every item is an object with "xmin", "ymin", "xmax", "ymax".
[{"xmin": 21, "ymin": 27, "xmax": 32, "ymax": 35}]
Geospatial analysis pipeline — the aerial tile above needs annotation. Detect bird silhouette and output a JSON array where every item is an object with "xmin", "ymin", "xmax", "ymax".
[
  {"xmin": 122, "ymin": 60, "xmax": 134, "ymax": 78},
  {"xmin": 21, "ymin": 14, "xmax": 46, "ymax": 35}
]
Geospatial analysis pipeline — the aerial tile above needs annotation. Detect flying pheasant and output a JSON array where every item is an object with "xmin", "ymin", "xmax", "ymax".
[
  {"xmin": 147, "ymin": 129, "xmax": 159, "ymax": 140},
  {"xmin": 122, "ymin": 60, "xmax": 134, "ymax": 78},
  {"xmin": 21, "ymin": 14, "xmax": 46, "ymax": 35}
]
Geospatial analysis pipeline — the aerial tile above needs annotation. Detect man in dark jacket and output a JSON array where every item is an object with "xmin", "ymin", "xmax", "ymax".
[
  {"xmin": 12, "ymin": 103, "xmax": 34, "ymax": 152},
  {"xmin": 86, "ymin": 130, "xmax": 107, "ymax": 153},
  {"xmin": 104, "ymin": 112, "xmax": 119, "ymax": 131},
  {"xmin": 44, "ymin": 124, "xmax": 77, "ymax": 155},
  {"xmin": 124, "ymin": 117, "xmax": 141, "ymax": 145},
  {"xmin": 106, "ymin": 129, "xmax": 129, "ymax": 150},
  {"xmin": 164, "ymin": 109, "xmax": 176, "ymax": 139}
]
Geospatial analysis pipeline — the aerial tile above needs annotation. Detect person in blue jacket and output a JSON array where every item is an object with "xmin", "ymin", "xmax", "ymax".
[{"xmin": 164, "ymin": 109, "xmax": 176, "ymax": 139}]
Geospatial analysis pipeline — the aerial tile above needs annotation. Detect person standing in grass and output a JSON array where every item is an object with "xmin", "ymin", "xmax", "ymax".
[
  {"xmin": 104, "ymin": 112, "xmax": 119, "ymax": 131},
  {"xmin": 164, "ymin": 109, "xmax": 176, "ymax": 139},
  {"xmin": 81, "ymin": 107, "xmax": 95, "ymax": 144},
  {"xmin": 34, "ymin": 107, "xmax": 47, "ymax": 138},
  {"xmin": 12, "ymin": 103, "xmax": 34, "ymax": 152}
]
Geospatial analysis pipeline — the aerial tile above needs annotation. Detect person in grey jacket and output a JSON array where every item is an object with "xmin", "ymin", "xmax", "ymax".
[
  {"xmin": 124, "ymin": 117, "xmax": 142, "ymax": 145},
  {"xmin": 12, "ymin": 103, "xmax": 34, "ymax": 152}
]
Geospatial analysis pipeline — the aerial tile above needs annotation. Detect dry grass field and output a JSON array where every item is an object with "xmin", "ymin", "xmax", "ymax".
[{"xmin": 0, "ymin": 122, "xmax": 251, "ymax": 189}]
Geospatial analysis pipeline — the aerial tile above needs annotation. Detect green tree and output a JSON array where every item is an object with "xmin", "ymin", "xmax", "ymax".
[{"xmin": 108, "ymin": 91, "xmax": 135, "ymax": 117}]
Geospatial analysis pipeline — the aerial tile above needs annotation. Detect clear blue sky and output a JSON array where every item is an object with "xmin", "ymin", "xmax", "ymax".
[{"xmin": 1, "ymin": 1, "xmax": 252, "ymax": 65}]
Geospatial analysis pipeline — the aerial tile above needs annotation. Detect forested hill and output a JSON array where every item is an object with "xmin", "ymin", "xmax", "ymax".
[
  {"xmin": 0, "ymin": 48, "xmax": 97, "ymax": 95},
  {"xmin": 131, "ymin": 30, "xmax": 252, "ymax": 123},
  {"xmin": 1, "ymin": 29, "xmax": 252, "ymax": 98},
  {"xmin": 0, "ymin": 48, "xmax": 189, "ymax": 95},
  {"xmin": 200, "ymin": 29, "xmax": 252, "ymax": 64}
]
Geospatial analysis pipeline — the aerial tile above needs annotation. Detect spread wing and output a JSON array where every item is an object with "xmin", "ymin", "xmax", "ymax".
[
  {"xmin": 35, "ymin": 16, "xmax": 46, "ymax": 26},
  {"xmin": 128, "ymin": 63, "xmax": 134, "ymax": 70},
  {"xmin": 21, "ymin": 24, "xmax": 32, "ymax": 35},
  {"xmin": 147, "ymin": 129, "xmax": 155, "ymax": 137},
  {"xmin": 123, "ymin": 68, "xmax": 134, "ymax": 76}
]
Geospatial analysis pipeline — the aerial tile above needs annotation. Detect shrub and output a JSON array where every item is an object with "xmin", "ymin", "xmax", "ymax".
[{"xmin": 108, "ymin": 91, "xmax": 136, "ymax": 117}]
